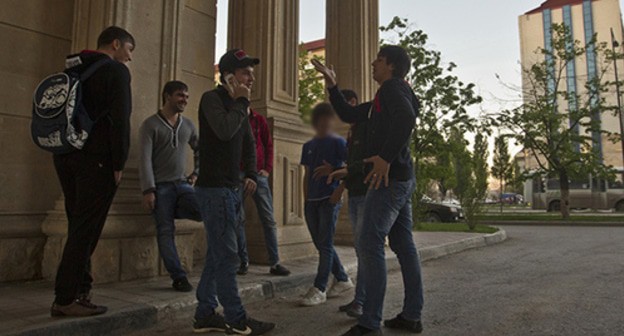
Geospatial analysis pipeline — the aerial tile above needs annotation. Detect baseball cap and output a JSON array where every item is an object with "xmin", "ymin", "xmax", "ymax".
[{"xmin": 218, "ymin": 49, "xmax": 260, "ymax": 75}]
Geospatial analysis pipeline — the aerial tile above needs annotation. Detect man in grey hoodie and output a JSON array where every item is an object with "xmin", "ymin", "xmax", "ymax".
[{"xmin": 138, "ymin": 81, "xmax": 201, "ymax": 293}]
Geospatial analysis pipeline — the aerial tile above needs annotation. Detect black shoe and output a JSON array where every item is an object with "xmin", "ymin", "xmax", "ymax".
[
  {"xmin": 339, "ymin": 300, "xmax": 354, "ymax": 312},
  {"xmin": 172, "ymin": 277, "xmax": 193, "ymax": 292},
  {"xmin": 384, "ymin": 314, "xmax": 423, "ymax": 334},
  {"xmin": 193, "ymin": 313, "xmax": 227, "ymax": 333},
  {"xmin": 237, "ymin": 262, "xmax": 249, "ymax": 275},
  {"xmin": 346, "ymin": 303, "xmax": 363, "ymax": 318},
  {"xmin": 341, "ymin": 325, "xmax": 383, "ymax": 336},
  {"xmin": 51, "ymin": 298, "xmax": 108, "ymax": 317},
  {"xmin": 226, "ymin": 317, "xmax": 275, "ymax": 335},
  {"xmin": 269, "ymin": 264, "xmax": 291, "ymax": 276}
]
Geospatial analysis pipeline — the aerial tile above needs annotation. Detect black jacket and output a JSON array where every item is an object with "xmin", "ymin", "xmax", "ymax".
[
  {"xmin": 196, "ymin": 86, "xmax": 257, "ymax": 188},
  {"xmin": 329, "ymin": 78, "xmax": 418, "ymax": 181},
  {"xmin": 63, "ymin": 51, "xmax": 132, "ymax": 171}
]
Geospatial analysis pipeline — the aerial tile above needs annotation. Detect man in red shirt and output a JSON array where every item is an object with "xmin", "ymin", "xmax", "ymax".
[{"xmin": 236, "ymin": 109, "xmax": 291, "ymax": 276}]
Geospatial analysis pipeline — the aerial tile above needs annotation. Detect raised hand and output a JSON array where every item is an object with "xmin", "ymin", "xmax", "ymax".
[{"xmin": 311, "ymin": 58, "xmax": 337, "ymax": 88}]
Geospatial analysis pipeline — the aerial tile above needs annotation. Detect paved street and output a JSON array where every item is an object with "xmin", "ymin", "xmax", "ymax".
[{"xmin": 131, "ymin": 226, "xmax": 624, "ymax": 336}]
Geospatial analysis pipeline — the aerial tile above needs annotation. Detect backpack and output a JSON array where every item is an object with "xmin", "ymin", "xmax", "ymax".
[{"xmin": 31, "ymin": 58, "xmax": 112, "ymax": 154}]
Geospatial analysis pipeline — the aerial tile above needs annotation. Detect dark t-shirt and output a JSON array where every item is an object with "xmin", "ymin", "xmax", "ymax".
[
  {"xmin": 301, "ymin": 135, "xmax": 347, "ymax": 201},
  {"xmin": 345, "ymin": 121, "xmax": 368, "ymax": 197}
]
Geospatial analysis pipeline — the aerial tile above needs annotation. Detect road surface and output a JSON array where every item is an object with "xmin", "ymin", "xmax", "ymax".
[{"xmin": 131, "ymin": 226, "xmax": 624, "ymax": 336}]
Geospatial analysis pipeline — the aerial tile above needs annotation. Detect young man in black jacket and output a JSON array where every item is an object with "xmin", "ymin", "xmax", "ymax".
[
  {"xmin": 193, "ymin": 49, "xmax": 275, "ymax": 335},
  {"xmin": 51, "ymin": 26, "xmax": 133, "ymax": 317},
  {"xmin": 314, "ymin": 46, "xmax": 424, "ymax": 335}
]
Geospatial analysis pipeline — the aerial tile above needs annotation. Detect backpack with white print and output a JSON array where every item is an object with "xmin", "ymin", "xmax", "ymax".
[{"xmin": 31, "ymin": 58, "xmax": 112, "ymax": 154}]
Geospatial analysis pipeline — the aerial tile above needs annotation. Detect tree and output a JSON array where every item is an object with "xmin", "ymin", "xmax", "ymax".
[
  {"xmin": 448, "ymin": 128, "xmax": 483, "ymax": 229},
  {"xmin": 494, "ymin": 24, "xmax": 621, "ymax": 219},
  {"xmin": 298, "ymin": 44, "xmax": 326, "ymax": 123},
  {"xmin": 379, "ymin": 17, "xmax": 484, "ymax": 225},
  {"xmin": 508, "ymin": 160, "xmax": 525, "ymax": 196},
  {"xmin": 491, "ymin": 135, "xmax": 512, "ymax": 212},
  {"xmin": 473, "ymin": 131, "xmax": 490, "ymax": 201}
]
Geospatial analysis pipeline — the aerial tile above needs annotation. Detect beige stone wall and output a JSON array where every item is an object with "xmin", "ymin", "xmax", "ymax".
[
  {"xmin": 1, "ymin": 0, "xmax": 217, "ymax": 283},
  {"xmin": 0, "ymin": 0, "xmax": 74, "ymax": 281}
]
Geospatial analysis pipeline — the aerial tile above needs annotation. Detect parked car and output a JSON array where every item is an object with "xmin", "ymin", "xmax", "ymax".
[{"xmin": 420, "ymin": 197, "xmax": 465, "ymax": 222}]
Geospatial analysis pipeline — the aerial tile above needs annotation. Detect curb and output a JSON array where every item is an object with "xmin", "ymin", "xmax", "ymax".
[
  {"xmin": 12, "ymin": 229, "xmax": 507, "ymax": 336},
  {"xmin": 482, "ymin": 220, "xmax": 624, "ymax": 227}
]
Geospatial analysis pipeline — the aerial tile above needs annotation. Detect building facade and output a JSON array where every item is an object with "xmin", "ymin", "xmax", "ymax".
[
  {"xmin": 0, "ymin": 0, "xmax": 380, "ymax": 283},
  {"xmin": 518, "ymin": 0, "xmax": 624, "ymax": 203},
  {"xmin": 519, "ymin": 0, "xmax": 624, "ymax": 170}
]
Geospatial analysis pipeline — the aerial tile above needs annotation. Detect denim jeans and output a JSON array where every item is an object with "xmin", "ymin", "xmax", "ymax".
[
  {"xmin": 237, "ymin": 175, "xmax": 280, "ymax": 266},
  {"xmin": 304, "ymin": 199, "xmax": 349, "ymax": 292},
  {"xmin": 358, "ymin": 179, "xmax": 424, "ymax": 330},
  {"xmin": 348, "ymin": 195, "xmax": 366, "ymax": 306},
  {"xmin": 153, "ymin": 181, "xmax": 202, "ymax": 280},
  {"xmin": 195, "ymin": 187, "xmax": 246, "ymax": 324}
]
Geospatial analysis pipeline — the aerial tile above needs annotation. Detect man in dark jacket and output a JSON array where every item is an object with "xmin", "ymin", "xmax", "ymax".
[
  {"xmin": 236, "ymin": 108, "xmax": 291, "ymax": 277},
  {"xmin": 193, "ymin": 49, "xmax": 275, "ymax": 335},
  {"xmin": 51, "ymin": 26, "xmax": 133, "ymax": 317},
  {"xmin": 314, "ymin": 46, "xmax": 424, "ymax": 336}
]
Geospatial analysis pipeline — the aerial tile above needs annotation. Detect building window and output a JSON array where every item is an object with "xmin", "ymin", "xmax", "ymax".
[
  {"xmin": 583, "ymin": 0, "xmax": 603, "ymax": 160},
  {"xmin": 543, "ymin": 9, "xmax": 556, "ymax": 98},
  {"xmin": 563, "ymin": 5, "xmax": 580, "ymax": 151}
]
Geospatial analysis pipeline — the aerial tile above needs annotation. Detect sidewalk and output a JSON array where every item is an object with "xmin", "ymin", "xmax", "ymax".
[{"xmin": 0, "ymin": 230, "xmax": 506, "ymax": 336}]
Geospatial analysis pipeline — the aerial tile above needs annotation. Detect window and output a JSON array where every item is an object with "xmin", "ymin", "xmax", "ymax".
[
  {"xmin": 569, "ymin": 179, "xmax": 590, "ymax": 190},
  {"xmin": 582, "ymin": 0, "xmax": 603, "ymax": 160},
  {"xmin": 608, "ymin": 173, "xmax": 624, "ymax": 189},
  {"xmin": 547, "ymin": 179, "xmax": 560, "ymax": 190}
]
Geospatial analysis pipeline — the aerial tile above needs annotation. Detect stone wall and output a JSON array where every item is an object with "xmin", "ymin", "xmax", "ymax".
[
  {"xmin": 1, "ymin": 0, "xmax": 217, "ymax": 283},
  {"xmin": 0, "ymin": 0, "xmax": 74, "ymax": 282}
]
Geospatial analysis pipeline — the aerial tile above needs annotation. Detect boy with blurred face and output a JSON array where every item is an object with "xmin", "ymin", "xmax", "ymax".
[
  {"xmin": 51, "ymin": 26, "xmax": 134, "ymax": 317},
  {"xmin": 314, "ymin": 46, "xmax": 424, "ymax": 335},
  {"xmin": 138, "ymin": 81, "xmax": 201, "ymax": 293},
  {"xmin": 300, "ymin": 103, "xmax": 354, "ymax": 307},
  {"xmin": 193, "ymin": 49, "xmax": 275, "ymax": 335}
]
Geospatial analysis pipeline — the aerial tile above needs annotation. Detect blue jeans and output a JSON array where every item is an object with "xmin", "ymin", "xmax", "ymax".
[
  {"xmin": 358, "ymin": 179, "xmax": 423, "ymax": 330},
  {"xmin": 153, "ymin": 181, "xmax": 202, "ymax": 280},
  {"xmin": 348, "ymin": 195, "xmax": 366, "ymax": 306},
  {"xmin": 195, "ymin": 187, "xmax": 246, "ymax": 324},
  {"xmin": 237, "ymin": 175, "xmax": 280, "ymax": 265},
  {"xmin": 304, "ymin": 199, "xmax": 349, "ymax": 292}
]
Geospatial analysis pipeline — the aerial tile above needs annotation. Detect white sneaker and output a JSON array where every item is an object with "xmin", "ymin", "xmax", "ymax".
[
  {"xmin": 300, "ymin": 287, "xmax": 327, "ymax": 306},
  {"xmin": 327, "ymin": 278, "xmax": 355, "ymax": 298}
]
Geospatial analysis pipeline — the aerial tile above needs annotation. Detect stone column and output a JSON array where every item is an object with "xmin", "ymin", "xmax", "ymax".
[
  {"xmin": 41, "ymin": 0, "xmax": 215, "ymax": 283},
  {"xmin": 228, "ymin": 0, "xmax": 316, "ymax": 264},
  {"xmin": 325, "ymin": 0, "xmax": 379, "ymax": 245}
]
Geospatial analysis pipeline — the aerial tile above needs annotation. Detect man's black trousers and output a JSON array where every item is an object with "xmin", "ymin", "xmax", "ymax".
[{"xmin": 53, "ymin": 151, "xmax": 118, "ymax": 305}]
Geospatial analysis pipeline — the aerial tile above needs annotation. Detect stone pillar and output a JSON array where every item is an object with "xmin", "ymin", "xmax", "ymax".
[
  {"xmin": 41, "ymin": 0, "xmax": 215, "ymax": 283},
  {"xmin": 228, "ymin": 0, "xmax": 316, "ymax": 264},
  {"xmin": 325, "ymin": 0, "xmax": 379, "ymax": 245}
]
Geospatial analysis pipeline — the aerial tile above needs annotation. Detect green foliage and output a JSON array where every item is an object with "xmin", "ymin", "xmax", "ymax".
[
  {"xmin": 298, "ymin": 45, "xmax": 326, "ymax": 123},
  {"xmin": 415, "ymin": 222, "xmax": 499, "ymax": 234},
  {"xmin": 473, "ymin": 131, "xmax": 490, "ymax": 199},
  {"xmin": 493, "ymin": 23, "xmax": 621, "ymax": 218},
  {"xmin": 508, "ymin": 160, "xmax": 525, "ymax": 195},
  {"xmin": 380, "ymin": 17, "xmax": 485, "ymax": 229},
  {"xmin": 491, "ymin": 136, "xmax": 512, "ymax": 191}
]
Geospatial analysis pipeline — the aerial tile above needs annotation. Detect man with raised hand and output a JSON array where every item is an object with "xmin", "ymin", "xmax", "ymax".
[{"xmin": 314, "ymin": 46, "xmax": 424, "ymax": 335}]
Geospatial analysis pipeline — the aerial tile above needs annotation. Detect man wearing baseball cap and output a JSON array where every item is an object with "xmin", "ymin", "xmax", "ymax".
[{"xmin": 193, "ymin": 49, "xmax": 275, "ymax": 335}]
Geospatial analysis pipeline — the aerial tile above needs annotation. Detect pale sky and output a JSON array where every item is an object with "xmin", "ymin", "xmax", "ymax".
[{"xmin": 215, "ymin": 0, "xmax": 624, "ymax": 147}]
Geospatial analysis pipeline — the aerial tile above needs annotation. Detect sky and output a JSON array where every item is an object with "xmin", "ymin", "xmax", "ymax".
[{"xmin": 214, "ymin": 0, "xmax": 624, "ymax": 153}]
